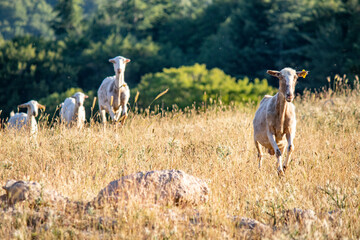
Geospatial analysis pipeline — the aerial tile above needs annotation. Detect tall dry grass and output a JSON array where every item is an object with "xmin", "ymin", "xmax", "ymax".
[{"xmin": 0, "ymin": 76, "xmax": 359, "ymax": 239}]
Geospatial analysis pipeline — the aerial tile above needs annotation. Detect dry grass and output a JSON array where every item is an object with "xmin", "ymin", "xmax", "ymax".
[{"xmin": 0, "ymin": 78, "xmax": 360, "ymax": 239}]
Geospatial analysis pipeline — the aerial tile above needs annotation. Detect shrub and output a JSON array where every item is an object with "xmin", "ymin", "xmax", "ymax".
[{"xmin": 133, "ymin": 64, "xmax": 275, "ymax": 109}]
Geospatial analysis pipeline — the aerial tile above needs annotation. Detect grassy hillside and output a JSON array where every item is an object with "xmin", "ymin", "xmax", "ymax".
[{"xmin": 0, "ymin": 79, "xmax": 359, "ymax": 239}]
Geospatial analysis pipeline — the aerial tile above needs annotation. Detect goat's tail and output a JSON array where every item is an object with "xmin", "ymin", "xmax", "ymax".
[{"xmin": 10, "ymin": 111, "xmax": 15, "ymax": 117}]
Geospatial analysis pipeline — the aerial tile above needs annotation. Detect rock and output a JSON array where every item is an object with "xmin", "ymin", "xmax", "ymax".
[
  {"xmin": 228, "ymin": 216, "xmax": 274, "ymax": 239},
  {"xmin": 326, "ymin": 209, "xmax": 342, "ymax": 222},
  {"xmin": 319, "ymin": 209, "xmax": 343, "ymax": 228},
  {"xmin": 284, "ymin": 208, "xmax": 317, "ymax": 225},
  {"xmin": 230, "ymin": 216, "xmax": 272, "ymax": 235},
  {"xmin": 90, "ymin": 170, "xmax": 210, "ymax": 208},
  {"xmin": 1, "ymin": 180, "xmax": 68, "ymax": 207}
]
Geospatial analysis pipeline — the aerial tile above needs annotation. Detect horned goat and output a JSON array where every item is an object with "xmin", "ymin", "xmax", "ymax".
[
  {"xmin": 8, "ymin": 100, "xmax": 46, "ymax": 136},
  {"xmin": 253, "ymin": 68, "xmax": 308, "ymax": 175},
  {"xmin": 60, "ymin": 92, "xmax": 88, "ymax": 129},
  {"xmin": 97, "ymin": 56, "xmax": 131, "ymax": 125}
]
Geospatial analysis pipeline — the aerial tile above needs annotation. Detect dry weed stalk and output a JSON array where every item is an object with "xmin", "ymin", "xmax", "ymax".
[{"xmin": 0, "ymin": 79, "xmax": 359, "ymax": 238}]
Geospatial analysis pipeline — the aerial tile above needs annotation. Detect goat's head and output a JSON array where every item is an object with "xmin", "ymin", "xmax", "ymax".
[
  {"xmin": 71, "ymin": 92, "xmax": 88, "ymax": 107},
  {"xmin": 18, "ymin": 100, "xmax": 46, "ymax": 117},
  {"xmin": 109, "ymin": 56, "xmax": 131, "ymax": 75},
  {"xmin": 267, "ymin": 68, "xmax": 308, "ymax": 102}
]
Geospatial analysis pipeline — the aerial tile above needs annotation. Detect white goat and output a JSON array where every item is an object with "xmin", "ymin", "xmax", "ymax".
[
  {"xmin": 8, "ymin": 100, "xmax": 46, "ymax": 136},
  {"xmin": 60, "ymin": 92, "xmax": 88, "ymax": 129},
  {"xmin": 253, "ymin": 68, "xmax": 308, "ymax": 175},
  {"xmin": 98, "ymin": 56, "xmax": 131, "ymax": 125}
]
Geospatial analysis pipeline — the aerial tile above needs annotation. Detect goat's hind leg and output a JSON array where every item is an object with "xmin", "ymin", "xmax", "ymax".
[
  {"xmin": 99, "ymin": 108, "xmax": 107, "ymax": 132},
  {"xmin": 119, "ymin": 104, "xmax": 128, "ymax": 125},
  {"xmin": 255, "ymin": 141, "xmax": 263, "ymax": 169},
  {"xmin": 108, "ymin": 108, "xmax": 117, "ymax": 122},
  {"xmin": 100, "ymin": 107, "xmax": 107, "ymax": 125},
  {"xmin": 114, "ymin": 107, "xmax": 121, "ymax": 122}
]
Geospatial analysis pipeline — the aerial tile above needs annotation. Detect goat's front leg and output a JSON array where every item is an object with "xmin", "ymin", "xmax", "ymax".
[
  {"xmin": 267, "ymin": 129, "xmax": 284, "ymax": 176},
  {"xmin": 283, "ymin": 131, "xmax": 295, "ymax": 172}
]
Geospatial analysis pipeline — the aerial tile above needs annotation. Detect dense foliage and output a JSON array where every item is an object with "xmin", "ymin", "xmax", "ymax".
[
  {"xmin": 0, "ymin": 0, "xmax": 360, "ymax": 116},
  {"xmin": 134, "ymin": 64, "xmax": 274, "ymax": 109}
]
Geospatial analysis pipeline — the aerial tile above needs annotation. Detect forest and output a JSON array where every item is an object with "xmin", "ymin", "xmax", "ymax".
[{"xmin": 0, "ymin": 0, "xmax": 359, "ymax": 117}]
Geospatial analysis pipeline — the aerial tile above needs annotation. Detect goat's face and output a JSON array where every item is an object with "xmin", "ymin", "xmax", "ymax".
[
  {"xmin": 71, "ymin": 92, "xmax": 88, "ymax": 107},
  {"xmin": 267, "ymin": 68, "xmax": 308, "ymax": 102},
  {"xmin": 18, "ymin": 100, "xmax": 46, "ymax": 117},
  {"xmin": 29, "ymin": 101, "xmax": 39, "ymax": 116},
  {"xmin": 109, "ymin": 56, "xmax": 131, "ymax": 75}
]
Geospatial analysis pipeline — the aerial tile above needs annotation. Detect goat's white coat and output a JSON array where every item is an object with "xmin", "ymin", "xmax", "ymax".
[
  {"xmin": 98, "ymin": 56, "xmax": 130, "ymax": 125},
  {"xmin": 8, "ymin": 100, "xmax": 45, "ymax": 137},
  {"xmin": 60, "ymin": 92, "xmax": 88, "ymax": 129},
  {"xmin": 253, "ymin": 68, "xmax": 307, "ymax": 175}
]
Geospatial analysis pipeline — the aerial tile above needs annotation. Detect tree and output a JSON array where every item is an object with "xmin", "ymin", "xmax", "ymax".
[
  {"xmin": 0, "ymin": 0, "xmax": 55, "ymax": 39},
  {"xmin": 199, "ymin": 0, "xmax": 272, "ymax": 79},
  {"xmin": 79, "ymin": 33, "xmax": 163, "ymax": 90},
  {"xmin": 300, "ymin": 0, "xmax": 360, "ymax": 88},
  {"xmin": 51, "ymin": 0, "xmax": 83, "ymax": 38},
  {"xmin": 0, "ymin": 36, "xmax": 77, "ymax": 117}
]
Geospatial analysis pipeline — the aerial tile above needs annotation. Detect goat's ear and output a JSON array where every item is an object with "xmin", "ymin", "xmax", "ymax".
[
  {"xmin": 38, "ymin": 104, "xmax": 46, "ymax": 111},
  {"xmin": 124, "ymin": 58, "xmax": 131, "ymax": 63},
  {"xmin": 296, "ymin": 70, "xmax": 308, "ymax": 78},
  {"xmin": 84, "ymin": 95, "xmax": 89, "ymax": 99},
  {"xmin": 109, "ymin": 58, "xmax": 116, "ymax": 64},
  {"xmin": 267, "ymin": 70, "xmax": 280, "ymax": 77}
]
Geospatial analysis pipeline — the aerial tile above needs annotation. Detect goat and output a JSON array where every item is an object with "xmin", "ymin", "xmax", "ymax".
[
  {"xmin": 60, "ymin": 92, "xmax": 88, "ymax": 129},
  {"xmin": 97, "ymin": 56, "xmax": 131, "ymax": 125},
  {"xmin": 253, "ymin": 68, "xmax": 308, "ymax": 175},
  {"xmin": 8, "ymin": 100, "xmax": 46, "ymax": 136}
]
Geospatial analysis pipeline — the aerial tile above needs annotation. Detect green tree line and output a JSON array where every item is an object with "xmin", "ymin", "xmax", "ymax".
[{"xmin": 0, "ymin": 0, "xmax": 359, "ymax": 117}]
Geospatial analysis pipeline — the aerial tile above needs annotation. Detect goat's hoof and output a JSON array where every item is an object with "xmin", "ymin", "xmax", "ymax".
[
  {"xmin": 277, "ymin": 168, "xmax": 285, "ymax": 177},
  {"xmin": 119, "ymin": 115, "xmax": 128, "ymax": 126},
  {"xmin": 282, "ymin": 165, "xmax": 287, "ymax": 173}
]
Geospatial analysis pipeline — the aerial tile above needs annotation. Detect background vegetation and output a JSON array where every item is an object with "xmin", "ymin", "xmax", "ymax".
[
  {"xmin": 1, "ymin": 0, "xmax": 360, "ymax": 117},
  {"xmin": 133, "ymin": 64, "xmax": 275, "ymax": 109}
]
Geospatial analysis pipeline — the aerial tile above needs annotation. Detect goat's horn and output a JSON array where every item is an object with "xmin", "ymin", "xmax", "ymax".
[
  {"xmin": 38, "ymin": 104, "xmax": 46, "ymax": 110},
  {"xmin": 18, "ymin": 103, "xmax": 28, "ymax": 108}
]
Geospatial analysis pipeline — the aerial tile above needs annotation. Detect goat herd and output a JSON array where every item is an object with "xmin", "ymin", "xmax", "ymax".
[{"xmin": 5, "ymin": 55, "xmax": 308, "ymax": 176}]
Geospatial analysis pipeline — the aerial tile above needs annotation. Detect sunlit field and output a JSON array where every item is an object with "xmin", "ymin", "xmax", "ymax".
[{"xmin": 0, "ymin": 76, "xmax": 359, "ymax": 239}]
